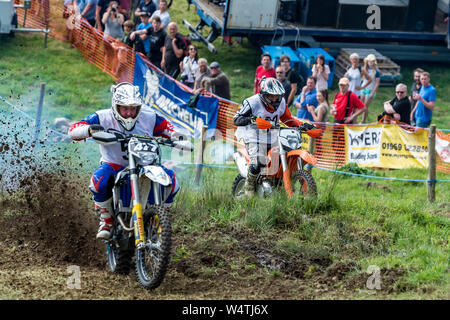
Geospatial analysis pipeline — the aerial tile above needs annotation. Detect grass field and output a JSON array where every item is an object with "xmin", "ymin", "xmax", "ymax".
[{"xmin": 0, "ymin": 2, "xmax": 449, "ymax": 299}]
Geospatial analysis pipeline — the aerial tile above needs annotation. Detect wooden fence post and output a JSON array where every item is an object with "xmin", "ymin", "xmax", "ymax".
[
  {"xmin": 427, "ymin": 125, "xmax": 436, "ymax": 203},
  {"xmin": 307, "ymin": 135, "xmax": 316, "ymax": 172},
  {"xmin": 194, "ymin": 125, "xmax": 208, "ymax": 185}
]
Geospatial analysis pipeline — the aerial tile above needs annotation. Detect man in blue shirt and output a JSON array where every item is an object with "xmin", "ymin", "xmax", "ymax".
[
  {"xmin": 294, "ymin": 76, "xmax": 318, "ymax": 121},
  {"xmin": 411, "ymin": 72, "xmax": 436, "ymax": 128},
  {"xmin": 136, "ymin": 11, "xmax": 152, "ymax": 55},
  {"xmin": 77, "ymin": 0, "xmax": 97, "ymax": 27}
]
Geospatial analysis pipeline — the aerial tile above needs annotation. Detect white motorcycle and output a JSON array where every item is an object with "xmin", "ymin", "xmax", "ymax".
[{"xmin": 91, "ymin": 128, "xmax": 192, "ymax": 289}]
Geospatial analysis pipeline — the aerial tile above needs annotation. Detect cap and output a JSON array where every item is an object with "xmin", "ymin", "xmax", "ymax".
[
  {"xmin": 210, "ymin": 61, "xmax": 220, "ymax": 68},
  {"xmin": 140, "ymin": 11, "xmax": 149, "ymax": 16},
  {"xmin": 338, "ymin": 77, "xmax": 349, "ymax": 85}
]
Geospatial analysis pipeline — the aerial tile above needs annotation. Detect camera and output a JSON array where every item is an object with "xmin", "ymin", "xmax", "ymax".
[{"xmin": 111, "ymin": 7, "xmax": 117, "ymax": 12}]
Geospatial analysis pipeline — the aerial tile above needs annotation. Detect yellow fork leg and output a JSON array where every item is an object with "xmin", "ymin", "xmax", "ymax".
[{"xmin": 133, "ymin": 203, "xmax": 146, "ymax": 247}]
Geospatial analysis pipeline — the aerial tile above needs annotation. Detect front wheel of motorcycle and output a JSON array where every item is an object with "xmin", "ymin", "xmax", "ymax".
[
  {"xmin": 135, "ymin": 205, "xmax": 172, "ymax": 290},
  {"xmin": 292, "ymin": 170, "xmax": 318, "ymax": 198},
  {"xmin": 231, "ymin": 174, "xmax": 246, "ymax": 199}
]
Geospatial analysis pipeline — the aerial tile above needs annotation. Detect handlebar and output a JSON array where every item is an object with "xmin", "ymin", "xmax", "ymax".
[{"xmin": 90, "ymin": 127, "xmax": 194, "ymax": 151}]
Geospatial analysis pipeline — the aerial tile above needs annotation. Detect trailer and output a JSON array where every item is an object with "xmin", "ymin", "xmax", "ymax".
[
  {"xmin": 185, "ymin": 0, "xmax": 450, "ymax": 61},
  {"xmin": 0, "ymin": 0, "xmax": 49, "ymax": 42}
]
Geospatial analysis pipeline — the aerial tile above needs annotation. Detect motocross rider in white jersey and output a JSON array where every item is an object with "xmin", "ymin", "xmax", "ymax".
[
  {"xmin": 68, "ymin": 82, "xmax": 180, "ymax": 240},
  {"xmin": 234, "ymin": 77, "xmax": 309, "ymax": 196}
]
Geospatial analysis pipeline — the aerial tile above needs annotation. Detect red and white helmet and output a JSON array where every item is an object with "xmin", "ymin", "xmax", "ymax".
[
  {"xmin": 111, "ymin": 82, "xmax": 143, "ymax": 131},
  {"xmin": 258, "ymin": 77, "xmax": 285, "ymax": 110}
]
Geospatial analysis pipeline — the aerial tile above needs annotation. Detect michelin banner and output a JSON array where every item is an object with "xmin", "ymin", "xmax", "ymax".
[
  {"xmin": 345, "ymin": 124, "xmax": 429, "ymax": 169},
  {"xmin": 133, "ymin": 54, "xmax": 219, "ymax": 139}
]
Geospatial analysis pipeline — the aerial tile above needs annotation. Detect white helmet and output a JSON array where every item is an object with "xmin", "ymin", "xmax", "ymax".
[
  {"xmin": 111, "ymin": 82, "xmax": 143, "ymax": 131},
  {"xmin": 258, "ymin": 77, "xmax": 285, "ymax": 110}
]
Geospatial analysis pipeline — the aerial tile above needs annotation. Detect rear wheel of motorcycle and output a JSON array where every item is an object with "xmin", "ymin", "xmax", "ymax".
[
  {"xmin": 135, "ymin": 205, "xmax": 171, "ymax": 290},
  {"xmin": 292, "ymin": 170, "xmax": 317, "ymax": 198},
  {"xmin": 231, "ymin": 174, "xmax": 246, "ymax": 199}
]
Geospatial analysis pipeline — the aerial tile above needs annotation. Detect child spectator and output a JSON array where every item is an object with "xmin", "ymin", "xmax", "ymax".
[
  {"xmin": 121, "ymin": 19, "xmax": 135, "ymax": 47},
  {"xmin": 360, "ymin": 53, "xmax": 381, "ymax": 123}
]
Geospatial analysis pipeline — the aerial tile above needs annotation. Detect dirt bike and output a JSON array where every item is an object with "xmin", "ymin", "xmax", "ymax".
[
  {"xmin": 232, "ymin": 118, "xmax": 321, "ymax": 199},
  {"xmin": 91, "ymin": 128, "xmax": 192, "ymax": 289}
]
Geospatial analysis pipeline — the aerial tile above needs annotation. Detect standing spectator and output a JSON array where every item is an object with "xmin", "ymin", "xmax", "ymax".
[
  {"xmin": 330, "ymin": 77, "xmax": 366, "ymax": 163},
  {"xmin": 117, "ymin": 0, "xmax": 132, "ymax": 19},
  {"xmin": 344, "ymin": 52, "xmax": 371, "ymax": 98},
  {"xmin": 377, "ymin": 83, "xmax": 411, "ymax": 124},
  {"xmin": 102, "ymin": 1, "xmax": 124, "ymax": 40},
  {"xmin": 134, "ymin": 0, "xmax": 156, "ymax": 22},
  {"xmin": 193, "ymin": 58, "xmax": 211, "ymax": 93},
  {"xmin": 77, "ymin": 0, "xmax": 97, "ymax": 27},
  {"xmin": 275, "ymin": 66, "xmax": 291, "ymax": 104},
  {"xmin": 360, "ymin": 53, "xmax": 381, "ymax": 123},
  {"xmin": 121, "ymin": 19, "xmax": 135, "ymax": 47},
  {"xmin": 280, "ymin": 55, "xmax": 304, "ymax": 107},
  {"xmin": 202, "ymin": 62, "xmax": 231, "ymax": 100},
  {"xmin": 308, "ymin": 90, "xmax": 330, "ymax": 123},
  {"xmin": 102, "ymin": 1, "xmax": 124, "ymax": 75},
  {"xmin": 146, "ymin": 15, "xmax": 166, "ymax": 68},
  {"xmin": 409, "ymin": 68, "xmax": 423, "ymax": 123},
  {"xmin": 150, "ymin": 0, "xmax": 170, "ymax": 30},
  {"xmin": 294, "ymin": 76, "xmax": 318, "ymax": 121},
  {"xmin": 161, "ymin": 22, "xmax": 187, "ymax": 79},
  {"xmin": 96, "ymin": 0, "xmax": 118, "ymax": 32},
  {"xmin": 411, "ymin": 72, "xmax": 436, "ymax": 128},
  {"xmin": 179, "ymin": 44, "xmax": 199, "ymax": 89},
  {"xmin": 331, "ymin": 77, "xmax": 366, "ymax": 124},
  {"xmin": 311, "ymin": 54, "xmax": 330, "ymax": 92},
  {"xmin": 254, "ymin": 53, "xmax": 276, "ymax": 94},
  {"xmin": 134, "ymin": 11, "xmax": 152, "ymax": 55}
]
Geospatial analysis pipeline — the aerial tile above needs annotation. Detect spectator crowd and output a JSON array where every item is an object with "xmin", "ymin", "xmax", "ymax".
[
  {"xmin": 67, "ymin": 0, "xmax": 230, "ymax": 100},
  {"xmin": 67, "ymin": 0, "xmax": 437, "ymax": 129}
]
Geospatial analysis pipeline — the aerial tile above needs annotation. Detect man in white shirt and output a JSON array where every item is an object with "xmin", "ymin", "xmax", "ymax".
[{"xmin": 150, "ymin": 0, "xmax": 170, "ymax": 30}]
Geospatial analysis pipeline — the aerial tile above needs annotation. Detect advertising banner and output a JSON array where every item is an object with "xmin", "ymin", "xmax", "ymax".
[
  {"xmin": 345, "ymin": 124, "xmax": 429, "ymax": 169},
  {"xmin": 133, "ymin": 54, "xmax": 219, "ymax": 139}
]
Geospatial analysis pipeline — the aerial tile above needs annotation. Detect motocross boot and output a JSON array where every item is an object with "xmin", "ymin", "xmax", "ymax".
[
  {"xmin": 244, "ymin": 172, "xmax": 258, "ymax": 197},
  {"xmin": 94, "ymin": 198, "xmax": 114, "ymax": 240}
]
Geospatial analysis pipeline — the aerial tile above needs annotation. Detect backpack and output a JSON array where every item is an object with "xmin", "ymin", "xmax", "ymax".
[{"xmin": 179, "ymin": 35, "xmax": 192, "ymax": 57}]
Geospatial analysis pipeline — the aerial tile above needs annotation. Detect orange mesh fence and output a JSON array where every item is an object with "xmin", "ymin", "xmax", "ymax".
[{"xmin": 12, "ymin": 0, "xmax": 450, "ymax": 175}]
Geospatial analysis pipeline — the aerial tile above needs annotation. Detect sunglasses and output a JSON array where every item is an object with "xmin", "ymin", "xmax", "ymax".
[
  {"xmin": 189, "ymin": 47, "xmax": 196, "ymax": 51},
  {"xmin": 396, "ymin": 91, "xmax": 406, "ymax": 93}
]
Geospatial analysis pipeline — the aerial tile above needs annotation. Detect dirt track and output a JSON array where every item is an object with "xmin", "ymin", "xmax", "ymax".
[
  {"xmin": 0, "ymin": 125, "xmax": 413, "ymax": 299},
  {"xmin": 0, "ymin": 169, "xmax": 407, "ymax": 300}
]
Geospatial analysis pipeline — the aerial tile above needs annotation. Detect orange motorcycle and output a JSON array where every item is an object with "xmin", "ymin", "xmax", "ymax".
[{"xmin": 232, "ymin": 119, "xmax": 321, "ymax": 198}]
